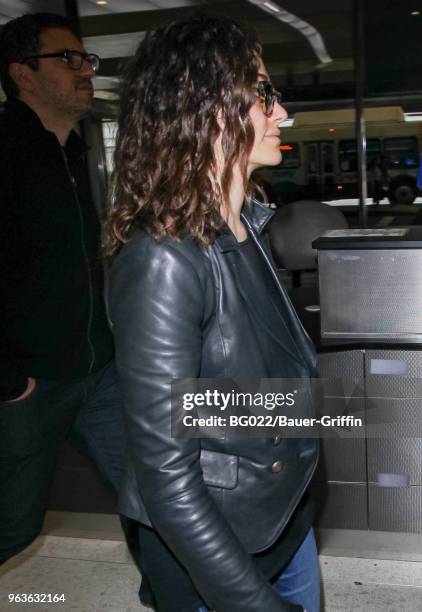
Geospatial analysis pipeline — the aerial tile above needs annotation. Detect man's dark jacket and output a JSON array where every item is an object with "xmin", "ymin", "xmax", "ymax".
[{"xmin": 0, "ymin": 99, "xmax": 113, "ymax": 400}]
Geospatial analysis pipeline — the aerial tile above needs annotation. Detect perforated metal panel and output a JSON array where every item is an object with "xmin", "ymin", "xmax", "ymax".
[
  {"xmin": 318, "ymin": 249, "xmax": 422, "ymax": 341},
  {"xmin": 365, "ymin": 397, "xmax": 422, "ymax": 439},
  {"xmin": 366, "ymin": 398, "xmax": 422, "ymax": 485},
  {"xmin": 368, "ymin": 436, "xmax": 422, "ymax": 485},
  {"xmin": 315, "ymin": 352, "xmax": 366, "ymax": 484},
  {"xmin": 311, "ymin": 482, "xmax": 368, "ymax": 529},
  {"xmin": 314, "ymin": 348, "xmax": 422, "ymax": 532},
  {"xmin": 317, "ymin": 350, "xmax": 365, "ymax": 398},
  {"xmin": 369, "ymin": 485, "xmax": 422, "ymax": 532},
  {"xmin": 315, "ymin": 397, "xmax": 366, "ymax": 482},
  {"xmin": 366, "ymin": 349, "xmax": 422, "ymax": 398}
]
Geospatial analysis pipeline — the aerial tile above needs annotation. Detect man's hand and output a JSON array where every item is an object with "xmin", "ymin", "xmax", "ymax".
[{"xmin": 9, "ymin": 377, "xmax": 36, "ymax": 402}]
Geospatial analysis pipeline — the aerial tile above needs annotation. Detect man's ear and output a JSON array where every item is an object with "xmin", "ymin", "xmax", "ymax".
[{"xmin": 8, "ymin": 62, "xmax": 36, "ymax": 95}]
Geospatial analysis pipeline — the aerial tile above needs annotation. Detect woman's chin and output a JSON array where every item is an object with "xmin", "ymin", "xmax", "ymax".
[{"xmin": 249, "ymin": 155, "xmax": 282, "ymax": 173}]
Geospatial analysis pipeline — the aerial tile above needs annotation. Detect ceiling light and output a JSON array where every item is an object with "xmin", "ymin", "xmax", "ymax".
[
  {"xmin": 405, "ymin": 113, "xmax": 422, "ymax": 122},
  {"xmin": 411, "ymin": 10, "xmax": 420, "ymax": 15},
  {"xmin": 263, "ymin": 1, "xmax": 280, "ymax": 12},
  {"xmin": 96, "ymin": 0, "xmax": 108, "ymax": 5}
]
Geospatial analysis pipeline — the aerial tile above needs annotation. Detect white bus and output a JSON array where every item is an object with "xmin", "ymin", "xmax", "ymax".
[{"xmin": 255, "ymin": 107, "xmax": 422, "ymax": 205}]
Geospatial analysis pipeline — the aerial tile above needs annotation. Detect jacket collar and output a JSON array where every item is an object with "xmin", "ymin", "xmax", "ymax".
[
  {"xmin": 242, "ymin": 198, "xmax": 275, "ymax": 233},
  {"xmin": 5, "ymin": 98, "xmax": 53, "ymax": 141},
  {"xmin": 215, "ymin": 199, "xmax": 274, "ymax": 253},
  {"xmin": 3, "ymin": 98, "xmax": 87, "ymax": 157}
]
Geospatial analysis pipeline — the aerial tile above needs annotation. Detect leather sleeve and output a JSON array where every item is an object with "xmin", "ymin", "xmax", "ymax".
[{"xmin": 109, "ymin": 237, "xmax": 302, "ymax": 612}]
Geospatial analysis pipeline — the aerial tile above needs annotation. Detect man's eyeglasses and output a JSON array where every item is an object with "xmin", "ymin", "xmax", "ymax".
[
  {"xmin": 20, "ymin": 50, "xmax": 100, "ymax": 72},
  {"xmin": 255, "ymin": 80, "xmax": 283, "ymax": 117}
]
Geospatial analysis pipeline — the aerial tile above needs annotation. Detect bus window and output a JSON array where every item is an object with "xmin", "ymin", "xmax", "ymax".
[
  {"xmin": 322, "ymin": 142, "xmax": 334, "ymax": 173},
  {"xmin": 384, "ymin": 137, "xmax": 419, "ymax": 169},
  {"xmin": 280, "ymin": 143, "xmax": 300, "ymax": 168},
  {"xmin": 339, "ymin": 140, "xmax": 357, "ymax": 172},
  {"xmin": 339, "ymin": 139, "xmax": 381, "ymax": 172},
  {"xmin": 367, "ymin": 139, "xmax": 382, "ymax": 165},
  {"xmin": 307, "ymin": 144, "xmax": 318, "ymax": 174}
]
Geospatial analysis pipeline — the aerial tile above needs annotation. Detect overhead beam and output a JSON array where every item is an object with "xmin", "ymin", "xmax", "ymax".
[
  {"xmin": 96, "ymin": 35, "xmax": 352, "ymax": 77},
  {"xmin": 80, "ymin": 2, "xmax": 266, "ymax": 37},
  {"xmin": 97, "ymin": 53, "xmax": 353, "ymax": 80},
  {"xmin": 94, "ymin": 45, "xmax": 316, "ymax": 76}
]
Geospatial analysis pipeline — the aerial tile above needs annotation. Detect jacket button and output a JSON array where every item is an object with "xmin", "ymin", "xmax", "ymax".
[
  {"xmin": 271, "ymin": 460, "xmax": 284, "ymax": 473},
  {"xmin": 273, "ymin": 432, "xmax": 282, "ymax": 446}
]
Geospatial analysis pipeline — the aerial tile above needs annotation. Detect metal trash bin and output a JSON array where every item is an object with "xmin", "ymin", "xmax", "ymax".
[{"xmin": 313, "ymin": 226, "xmax": 422, "ymax": 343}]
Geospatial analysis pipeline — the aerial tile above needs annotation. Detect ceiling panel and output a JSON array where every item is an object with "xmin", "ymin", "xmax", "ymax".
[
  {"xmin": 78, "ymin": 0, "xmax": 201, "ymax": 16},
  {"xmin": 0, "ymin": 0, "xmax": 30, "ymax": 23},
  {"xmin": 0, "ymin": 0, "xmax": 355, "ymax": 107}
]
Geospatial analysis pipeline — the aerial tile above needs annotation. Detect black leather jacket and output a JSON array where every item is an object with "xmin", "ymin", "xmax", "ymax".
[{"xmin": 109, "ymin": 200, "xmax": 318, "ymax": 612}]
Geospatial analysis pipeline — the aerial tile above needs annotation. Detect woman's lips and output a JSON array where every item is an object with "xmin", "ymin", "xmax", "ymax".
[{"xmin": 265, "ymin": 134, "xmax": 281, "ymax": 143}]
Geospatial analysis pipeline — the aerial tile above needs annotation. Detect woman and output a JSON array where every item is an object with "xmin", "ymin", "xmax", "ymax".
[{"xmin": 105, "ymin": 15, "xmax": 319, "ymax": 612}]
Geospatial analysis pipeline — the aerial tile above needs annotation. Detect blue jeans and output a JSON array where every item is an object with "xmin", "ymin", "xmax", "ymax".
[
  {"xmin": 0, "ymin": 361, "xmax": 127, "ymax": 561},
  {"xmin": 273, "ymin": 528, "xmax": 320, "ymax": 611},
  {"xmin": 196, "ymin": 528, "xmax": 320, "ymax": 612}
]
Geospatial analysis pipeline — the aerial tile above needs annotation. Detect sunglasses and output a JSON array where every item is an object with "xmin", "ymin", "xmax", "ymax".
[
  {"xmin": 21, "ymin": 50, "xmax": 100, "ymax": 72},
  {"xmin": 255, "ymin": 80, "xmax": 283, "ymax": 117}
]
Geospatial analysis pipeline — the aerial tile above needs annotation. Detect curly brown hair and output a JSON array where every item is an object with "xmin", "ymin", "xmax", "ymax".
[{"xmin": 103, "ymin": 15, "xmax": 262, "ymax": 257}]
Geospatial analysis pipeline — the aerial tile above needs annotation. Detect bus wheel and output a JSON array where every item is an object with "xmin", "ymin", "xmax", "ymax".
[{"xmin": 389, "ymin": 179, "xmax": 416, "ymax": 205}]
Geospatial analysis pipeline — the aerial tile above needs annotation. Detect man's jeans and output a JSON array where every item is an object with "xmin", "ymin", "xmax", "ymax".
[
  {"xmin": 196, "ymin": 528, "xmax": 320, "ymax": 612},
  {"xmin": 0, "ymin": 361, "xmax": 127, "ymax": 562}
]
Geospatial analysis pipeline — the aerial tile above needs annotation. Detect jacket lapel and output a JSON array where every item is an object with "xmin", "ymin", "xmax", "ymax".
[
  {"xmin": 241, "ymin": 204, "xmax": 317, "ymax": 374},
  {"xmin": 214, "ymin": 199, "xmax": 317, "ymax": 374}
]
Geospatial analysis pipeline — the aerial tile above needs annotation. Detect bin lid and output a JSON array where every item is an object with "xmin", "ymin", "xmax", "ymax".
[{"xmin": 312, "ymin": 226, "xmax": 422, "ymax": 249}]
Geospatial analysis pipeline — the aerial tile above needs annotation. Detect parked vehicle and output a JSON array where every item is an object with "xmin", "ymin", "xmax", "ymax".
[{"xmin": 254, "ymin": 106, "xmax": 422, "ymax": 205}]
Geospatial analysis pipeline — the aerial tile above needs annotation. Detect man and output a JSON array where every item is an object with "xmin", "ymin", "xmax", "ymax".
[{"xmin": 0, "ymin": 15, "xmax": 150, "ymax": 604}]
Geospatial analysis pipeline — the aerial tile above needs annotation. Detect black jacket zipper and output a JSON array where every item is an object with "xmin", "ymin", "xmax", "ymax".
[{"xmin": 60, "ymin": 146, "xmax": 96, "ymax": 374}]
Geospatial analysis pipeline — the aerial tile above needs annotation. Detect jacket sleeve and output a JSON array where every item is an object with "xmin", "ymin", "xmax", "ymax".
[{"xmin": 109, "ymin": 238, "xmax": 302, "ymax": 612}]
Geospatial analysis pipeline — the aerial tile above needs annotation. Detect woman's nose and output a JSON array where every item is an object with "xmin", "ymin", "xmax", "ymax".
[{"xmin": 272, "ymin": 101, "xmax": 288, "ymax": 125}]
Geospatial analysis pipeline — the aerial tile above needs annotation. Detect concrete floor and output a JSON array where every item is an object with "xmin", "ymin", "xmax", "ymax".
[{"xmin": 1, "ymin": 513, "xmax": 422, "ymax": 612}]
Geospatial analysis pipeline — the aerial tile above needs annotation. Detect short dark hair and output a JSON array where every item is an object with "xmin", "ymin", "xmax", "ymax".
[{"xmin": 0, "ymin": 12, "xmax": 79, "ymax": 99}]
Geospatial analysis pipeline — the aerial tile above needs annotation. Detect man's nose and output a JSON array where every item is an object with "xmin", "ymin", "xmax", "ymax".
[{"xmin": 80, "ymin": 58, "xmax": 95, "ymax": 76}]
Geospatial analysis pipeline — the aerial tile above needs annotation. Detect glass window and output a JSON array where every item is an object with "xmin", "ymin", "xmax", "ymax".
[
  {"xmin": 384, "ymin": 137, "xmax": 419, "ymax": 169},
  {"xmin": 339, "ymin": 138, "xmax": 381, "ymax": 172},
  {"xmin": 280, "ymin": 143, "xmax": 300, "ymax": 168},
  {"xmin": 306, "ymin": 143, "xmax": 318, "ymax": 174},
  {"xmin": 365, "ymin": 1, "xmax": 422, "ymax": 96},
  {"xmin": 339, "ymin": 140, "xmax": 357, "ymax": 172},
  {"xmin": 367, "ymin": 139, "xmax": 382, "ymax": 165},
  {"xmin": 322, "ymin": 142, "xmax": 334, "ymax": 173}
]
